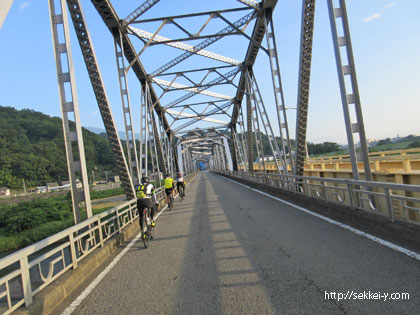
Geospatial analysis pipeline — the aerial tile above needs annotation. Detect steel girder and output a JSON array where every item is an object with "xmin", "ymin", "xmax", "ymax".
[
  {"xmin": 90, "ymin": 0, "xmax": 289, "ymax": 180},
  {"xmin": 149, "ymin": 10, "xmax": 257, "ymax": 77},
  {"xmin": 175, "ymin": 125, "xmax": 228, "ymax": 135},
  {"xmin": 327, "ymin": 0, "xmax": 372, "ymax": 182},
  {"xmin": 90, "ymin": 0, "xmax": 171, "ymax": 137},
  {"xmin": 295, "ymin": 0, "xmax": 316, "ymax": 177},
  {"xmin": 230, "ymin": 0, "xmax": 277, "ymax": 126},
  {"xmin": 49, "ymin": 0, "xmax": 92, "ymax": 223},
  {"xmin": 66, "ymin": 0, "xmax": 136, "ymax": 200}
]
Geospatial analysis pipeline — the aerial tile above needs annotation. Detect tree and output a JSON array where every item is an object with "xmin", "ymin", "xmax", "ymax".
[
  {"xmin": 376, "ymin": 138, "xmax": 392, "ymax": 146},
  {"xmin": 307, "ymin": 142, "xmax": 340, "ymax": 155},
  {"xmin": 408, "ymin": 140, "xmax": 420, "ymax": 149},
  {"xmin": 0, "ymin": 105, "xmax": 117, "ymax": 188}
]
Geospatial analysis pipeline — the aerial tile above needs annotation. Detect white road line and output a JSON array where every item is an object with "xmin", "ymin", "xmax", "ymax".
[
  {"xmin": 219, "ymin": 174, "xmax": 420, "ymax": 262},
  {"xmin": 61, "ymin": 175, "xmax": 197, "ymax": 315},
  {"xmin": 61, "ymin": 233, "xmax": 140, "ymax": 315}
]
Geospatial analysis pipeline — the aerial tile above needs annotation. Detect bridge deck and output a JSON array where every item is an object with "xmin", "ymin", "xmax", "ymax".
[{"xmin": 58, "ymin": 172, "xmax": 420, "ymax": 314}]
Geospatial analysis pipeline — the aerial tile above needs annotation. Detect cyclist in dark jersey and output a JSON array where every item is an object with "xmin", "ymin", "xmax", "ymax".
[
  {"xmin": 176, "ymin": 171, "xmax": 186, "ymax": 196},
  {"xmin": 136, "ymin": 177, "xmax": 158, "ymax": 238}
]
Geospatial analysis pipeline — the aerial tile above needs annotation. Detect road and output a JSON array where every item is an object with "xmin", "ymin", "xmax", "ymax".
[{"xmin": 57, "ymin": 172, "xmax": 420, "ymax": 314}]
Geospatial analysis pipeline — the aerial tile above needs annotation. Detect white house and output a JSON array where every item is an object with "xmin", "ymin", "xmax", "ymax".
[{"xmin": 0, "ymin": 187, "xmax": 10, "ymax": 197}]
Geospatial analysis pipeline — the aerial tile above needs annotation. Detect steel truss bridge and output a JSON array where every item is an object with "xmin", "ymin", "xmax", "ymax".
[
  {"xmin": 1, "ymin": 1, "xmax": 420, "ymax": 314},
  {"xmin": 41, "ymin": 0, "xmax": 373, "ymax": 224}
]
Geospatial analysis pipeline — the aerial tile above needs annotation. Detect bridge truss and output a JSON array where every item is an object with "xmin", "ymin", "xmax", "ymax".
[{"xmin": 45, "ymin": 0, "xmax": 372, "ymax": 222}]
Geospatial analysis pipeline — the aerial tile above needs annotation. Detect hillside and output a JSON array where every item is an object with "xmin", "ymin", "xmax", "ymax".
[{"xmin": 0, "ymin": 106, "xmax": 116, "ymax": 189}]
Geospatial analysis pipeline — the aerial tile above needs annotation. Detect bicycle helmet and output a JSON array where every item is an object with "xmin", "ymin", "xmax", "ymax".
[{"xmin": 141, "ymin": 176, "xmax": 149, "ymax": 184}]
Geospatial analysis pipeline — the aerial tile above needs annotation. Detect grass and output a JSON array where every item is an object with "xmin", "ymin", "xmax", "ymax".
[
  {"xmin": 0, "ymin": 186, "xmax": 126, "ymax": 253},
  {"xmin": 310, "ymin": 141, "xmax": 420, "ymax": 158},
  {"xmin": 0, "ymin": 218, "xmax": 74, "ymax": 252},
  {"xmin": 368, "ymin": 141, "xmax": 413, "ymax": 153},
  {"xmin": 91, "ymin": 201, "xmax": 123, "ymax": 211},
  {"xmin": 89, "ymin": 187, "xmax": 124, "ymax": 200}
]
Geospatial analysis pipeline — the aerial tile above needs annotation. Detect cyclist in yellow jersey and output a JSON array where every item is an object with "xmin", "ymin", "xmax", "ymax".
[{"xmin": 164, "ymin": 173, "xmax": 175, "ymax": 204}]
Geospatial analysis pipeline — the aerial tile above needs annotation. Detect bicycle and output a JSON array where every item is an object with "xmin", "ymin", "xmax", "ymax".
[
  {"xmin": 168, "ymin": 195, "xmax": 174, "ymax": 210},
  {"xmin": 178, "ymin": 185, "xmax": 185, "ymax": 202},
  {"xmin": 140, "ymin": 207, "xmax": 154, "ymax": 248}
]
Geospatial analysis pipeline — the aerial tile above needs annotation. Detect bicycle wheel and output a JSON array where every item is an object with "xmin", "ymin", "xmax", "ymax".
[
  {"xmin": 149, "ymin": 220, "xmax": 154, "ymax": 240},
  {"xmin": 142, "ymin": 211, "xmax": 149, "ymax": 248},
  {"xmin": 180, "ymin": 187, "xmax": 184, "ymax": 201}
]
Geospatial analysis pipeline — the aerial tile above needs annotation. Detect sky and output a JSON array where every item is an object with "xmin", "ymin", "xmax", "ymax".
[{"xmin": 0, "ymin": 0, "xmax": 419, "ymax": 144}]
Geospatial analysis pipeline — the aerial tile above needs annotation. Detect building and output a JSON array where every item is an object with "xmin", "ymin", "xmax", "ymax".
[
  {"xmin": 36, "ymin": 186, "xmax": 48, "ymax": 193},
  {"xmin": 0, "ymin": 187, "xmax": 10, "ymax": 197},
  {"xmin": 46, "ymin": 182, "xmax": 59, "ymax": 191}
]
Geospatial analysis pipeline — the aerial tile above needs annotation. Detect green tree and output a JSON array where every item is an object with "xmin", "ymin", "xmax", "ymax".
[
  {"xmin": 408, "ymin": 140, "xmax": 420, "ymax": 149},
  {"xmin": 376, "ymin": 138, "xmax": 392, "ymax": 146},
  {"xmin": 0, "ymin": 105, "xmax": 117, "ymax": 188}
]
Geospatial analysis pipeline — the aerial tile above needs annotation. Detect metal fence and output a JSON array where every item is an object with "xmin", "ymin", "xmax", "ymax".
[
  {"xmin": 217, "ymin": 170, "xmax": 420, "ymax": 226},
  {"xmin": 0, "ymin": 183, "xmax": 173, "ymax": 315}
]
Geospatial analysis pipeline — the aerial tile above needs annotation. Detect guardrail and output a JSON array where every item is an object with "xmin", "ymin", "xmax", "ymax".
[
  {"xmin": 0, "ymin": 181, "xmax": 176, "ymax": 315},
  {"xmin": 306, "ymin": 148, "xmax": 420, "ymax": 163},
  {"xmin": 217, "ymin": 170, "xmax": 420, "ymax": 226}
]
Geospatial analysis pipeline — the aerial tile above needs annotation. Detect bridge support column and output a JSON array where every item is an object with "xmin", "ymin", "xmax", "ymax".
[
  {"xmin": 49, "ymin": 0, "xmax": 92, "ymax": 223},
  {"xmin": 327, "ymin": 0, "xmax": 372, "ymax": 182},
  {"xmin": 246, "ymin": 70, "xmax": 254, "ymax": 173},
  {"xmin": 223, "ymin": 137, "xmax": 233, "ymax": 171},
  {"xmin": 230, "ymin": 129, "xmax": 238, "ymax": 172},
  {"xmin": 177, "ymin": 141, "xmax": 183, "ymax": 174},
  {"xmin": 65, "ymin": 0, "xmax": 135, "ymax": 200}
]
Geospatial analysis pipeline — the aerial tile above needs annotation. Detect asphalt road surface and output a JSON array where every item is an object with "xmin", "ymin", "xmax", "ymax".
[{"xmin": 58, "ymin": 172, "xmax": 420, "ymax": 314}]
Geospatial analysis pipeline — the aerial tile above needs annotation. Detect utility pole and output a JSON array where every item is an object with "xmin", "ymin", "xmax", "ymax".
[{"xmin": 22, "ymin": 179, "xmax": 26, "ymax": 194}]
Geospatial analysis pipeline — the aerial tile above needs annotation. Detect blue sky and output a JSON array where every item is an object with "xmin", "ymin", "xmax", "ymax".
[{"xmin": 0, "ymin": 0, "xmax": 419, "ymax": 144}]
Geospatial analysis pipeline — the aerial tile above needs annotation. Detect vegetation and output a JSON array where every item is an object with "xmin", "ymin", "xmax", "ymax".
[
  {"xmin": 232, "ymin": 131, "xmax": 420, "ymax": 158},
  {"xmin": 369, "ymin": 141, "xmax": 413, "ymax": 153},
  {"xmin": 0, "ymin": 195, "xmax": 73, "ymax": 251},
  {"xmin": 89, "ymin": 187, "xmax": 124, "ymax": 200},
  {"xmin": 0, "ymin": 106, "xmax": 117, "ymax": 189},
  {"xmin": 408, "ymin": 140, "xmax": 420, "ymax": 149},
  {"xmin": 307, "ymin": 142, "xmax": 341, "ymax": 156},
  {"xmin": 0, "ymin": 186, "xmax": 126, "ymax": 252}
]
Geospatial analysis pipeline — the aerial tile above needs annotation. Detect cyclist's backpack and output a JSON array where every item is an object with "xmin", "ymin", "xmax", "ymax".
[{"xmin": 136, "ymin": 185, "xmax": 147, "ymax": 199}]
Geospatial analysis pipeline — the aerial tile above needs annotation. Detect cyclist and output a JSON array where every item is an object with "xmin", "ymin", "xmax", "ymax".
[
  {"xmin": 164, "ymin": 173, "xmax": 175, "ymax": 204},
  {"xmin": 136, "ymin": 177, "xmax": 158, "ymax": 238},
  {"xmin": 176, "ymin": 171, "xmax": 186, "ymax": 196}
]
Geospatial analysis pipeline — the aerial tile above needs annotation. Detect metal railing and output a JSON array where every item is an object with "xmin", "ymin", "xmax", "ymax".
[
  {"xmin": 217, "ymin": 170, "xmax": 420, "ymax": 226},
  {"xmin": 0, "ymin": 183, "xmax": 173, "ymax": 315}
]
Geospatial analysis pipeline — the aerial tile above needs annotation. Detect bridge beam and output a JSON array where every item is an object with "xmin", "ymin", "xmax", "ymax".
[
  {"xmin": 327, "ymin": 0, "xmax": 372, "ymax": 182},
  {"xmin": 295, "ymin": 0, "xmax": 316, "ymax": 177},
  {"xmin": 90, "ymin": 0, "xmax": 172, "ymax": 138},
  {"xmin": 66, "ymin": 0, "xmax": 136, "ymax": 200},
  {"xmin": 49, "ymin": 0, "xmax": 92, "ymax": 223},
  {"xmin": 223, "ymin": 137, "xmax": 234, "ymax": 171}
]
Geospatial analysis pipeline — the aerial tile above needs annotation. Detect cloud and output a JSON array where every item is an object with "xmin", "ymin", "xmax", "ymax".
[
  {"xmin": 363, "ymin": 13, "xmax": 382, "ymax": 23},
  {"xmin": 384, "ymin": 2, "xmax": 398, "ymax": 9},
  {"xmin": 19, "ymin": 2, "xmax": 30, "ymax": 11}
]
